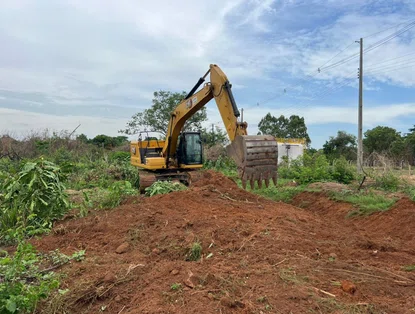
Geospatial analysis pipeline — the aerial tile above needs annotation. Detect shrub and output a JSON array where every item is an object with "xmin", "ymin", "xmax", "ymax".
[
  {"xmin": 101, "ymin": 181, "xmax": 137, "ymax": 208},
  {"xmin": 374, "ymin": 171, "xmax": 400, "ymax": 191},
  {"xmin": 283, "ymin": 153, "xmax": 332, "ymax": 184},
  {"xmin": 330, "ymin": 157, "xmax": 356, "ymax": 184},
  {"xmin": 0, "ymin": 159, "xmax": 69, "ymax": 243},
  {"xmin": 109, "ymin": 151, "xmax": 131, "ymax": 163}
]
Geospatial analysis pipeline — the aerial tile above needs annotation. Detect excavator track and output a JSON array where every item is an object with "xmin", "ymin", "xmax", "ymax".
[{"xmin": 226, "ymin": 135, "xmax": 278, "ymax": 189}]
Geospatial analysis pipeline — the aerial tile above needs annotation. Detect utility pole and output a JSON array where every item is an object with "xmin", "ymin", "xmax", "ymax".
[
  {"xmin": 241, "ymin": 108, "xmax": 244, "ymax": 122},
  {"xmin": 211, "ymin": 123, "xmax": 215, "ymax": 143},
  {"xmin": 356, "ymin": 38, "xmax": 363, "ymax": 174}
]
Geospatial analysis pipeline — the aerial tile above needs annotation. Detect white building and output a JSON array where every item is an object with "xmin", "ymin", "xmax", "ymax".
[{"xmin": 276, "ymin": 138, "xmax": 305, "ymax": 164}]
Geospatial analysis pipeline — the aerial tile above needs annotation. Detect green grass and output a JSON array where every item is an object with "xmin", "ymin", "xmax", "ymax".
[
  {"xmin": 186, "ymin": 241, "xmax": 202, "ymax": 261},
  {"xmin": 170, "ymin": 283, "xmax": 182, "ymax": 291},
  {"xmin": 402, "ymin": 264, "xmax": 415, "ymax": 272},
  {"xmin": 250, "ymin": 185, "xmax": 305, "ymax": 203},
  {"xmin": 330, "ymin": 191, "xmax": 397, "ymax": 217}
]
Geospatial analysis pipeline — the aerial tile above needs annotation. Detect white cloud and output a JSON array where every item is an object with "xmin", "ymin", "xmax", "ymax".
[
  {"xmin": 0, "ymin": 108, "xmax": 128, "ymax": 139},
  {"xmin": 0, "ymin": 0, "xmax": 415, "ymax": 147},
  {"xmin": 205, "ymin": 102, "xmax": 415, "ymax": 137}
]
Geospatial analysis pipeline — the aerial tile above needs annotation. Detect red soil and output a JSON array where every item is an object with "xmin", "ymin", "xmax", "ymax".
[{"xmin": 32, "ymin": 171, "xmax": 415, "ymax": 313}]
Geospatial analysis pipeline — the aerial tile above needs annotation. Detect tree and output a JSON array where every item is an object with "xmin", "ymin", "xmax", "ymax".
[
  {"xmin": 363, "ymin": 126, "xmax": 401, "ymax": 155},
  {"xmin": 76, "ymin": 133, "xmax": 89, "ymax": 144},
  {"xmin": 201, "ymin": 126, "xmax": 228, "ymax": 147},
  {"xmin": 120, "ymin": 90, "xmax": 207, "ymax": 136},
  {"xmin": 90, "ymin": 135, "xmax": 128, "ymax": 149},
  {"xmin": 258, "ymin": 113, "xmax": 311, "ymax": 145},
  {"xmin": 404, "ymin": 126, "xmax": 415, "ymax": 165},
  {"xmin": 323, "ymin": 131, "xmax": 356, "ymax": 161}
]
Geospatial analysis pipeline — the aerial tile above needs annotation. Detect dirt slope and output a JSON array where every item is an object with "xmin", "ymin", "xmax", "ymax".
[{"xmin": 33, "ymin": 171, "xmax": 415, "ymax": 314}]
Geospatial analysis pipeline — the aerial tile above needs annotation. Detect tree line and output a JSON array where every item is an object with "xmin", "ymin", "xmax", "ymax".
[{"xmin": 119, "ymin": 90, "xmax": 415, "ymax": 165}]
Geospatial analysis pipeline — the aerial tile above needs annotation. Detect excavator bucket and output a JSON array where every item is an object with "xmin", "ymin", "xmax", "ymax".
[{"xmin": 226, "ymin": 135, "xmax": 278, "ymax": 189}]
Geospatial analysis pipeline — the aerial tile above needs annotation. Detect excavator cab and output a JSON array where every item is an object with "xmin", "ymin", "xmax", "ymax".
[{"xmin": 176, "ymin": 132, "xmax": 203, "ymax": 166}]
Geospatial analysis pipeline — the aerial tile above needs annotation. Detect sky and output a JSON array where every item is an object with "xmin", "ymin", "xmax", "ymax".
[{"xmin": 1, "ymin": 0, "xmax": 415, "ymax": 148}]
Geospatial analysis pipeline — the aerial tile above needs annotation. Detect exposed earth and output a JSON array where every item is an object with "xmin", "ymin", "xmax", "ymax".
[{"xmin": 32, "ymin": 170, "xmax": 415, "ymax": 313}]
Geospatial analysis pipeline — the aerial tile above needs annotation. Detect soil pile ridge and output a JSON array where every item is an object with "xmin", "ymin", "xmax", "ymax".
[{"xmin": 32, "ymin": 171, "xmax": 415, "ymax": 313}]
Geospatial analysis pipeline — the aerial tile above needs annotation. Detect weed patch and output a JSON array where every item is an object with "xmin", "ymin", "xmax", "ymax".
[
  {"xmin": 0, "ymin": 241, "xmax": 77, "ymax": 313},
  {"xmin": 186, "ymin": 242, "xmax": 202, "ymax": 261},
  {"xmin": 145, "ymin": 181, "xmax": 187, "ymax": 197},
  {"xmin": 252, "ymin": 185, "xmax": 305, "ymax": 203},
  {"xmin": 330, "ymin": 191, "xmax": 396, "ymax": 217},
  {"xmin": 402, "ymin": 264, "xmax": 415, "ymax": 272}
]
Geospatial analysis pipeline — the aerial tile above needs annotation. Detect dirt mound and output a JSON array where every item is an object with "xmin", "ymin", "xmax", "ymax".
[
  {"xmin": 191, "ymin": 169, "xmax": 238, "ymax": 189},
  {"xmin": 308, "ymin": 182, "xmax": 350, "ymax": 192},
  {"xmin": 32, "ymin": 172, "xmax": 415, "ymax": 314},
  {"xmin": 357, "ymin": 198, "xmax": 415, "ymax": 243}
]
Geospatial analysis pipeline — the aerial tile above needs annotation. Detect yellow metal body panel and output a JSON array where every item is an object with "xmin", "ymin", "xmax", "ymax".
[
  {"xmin": 143, "ymin": 157, "xmax": 167, "ymax": 169},
  {"xmin": 130, "ymin": 140, "xmax": 166, "ymax": 169},
  {"xmin": 275, "ymin": 138, "xmax": 306, "ymax": 145},
  {"xmin": 179, "ymin": 164, "xmax": 203, "ymax": 169}
]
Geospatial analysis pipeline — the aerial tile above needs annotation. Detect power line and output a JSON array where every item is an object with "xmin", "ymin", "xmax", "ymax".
[
  {"xmin": 249, "ymin": 19, "xmax": 415, "ymax": 113},
  {"xmin": 365, "ymin": 51, "xmax": 415, "ymax": 68},
  {"xmin": 319, "ymin": 20, "xmax": 415, "ymax": 72},
  {"xmin": 366, "ymin": 60, "xmax": 415, "ymax": 76},
  {"xmin": 366, "ymin": 57, "xmax": 415, "ymax": 73},
  {"xmin": 249, "ymin": 40, "xmax": 358, "ymax": 110},
  {"xmin": 362, "ymin": 21, "xmax": 415, "ymax": 55},
  {"xmin": 363, "ymin": 18, "xmax": 415, "ymax": 38},
  {"xmin": 280, "ymin": 70, "xmax": 358, "ymax": 116}
]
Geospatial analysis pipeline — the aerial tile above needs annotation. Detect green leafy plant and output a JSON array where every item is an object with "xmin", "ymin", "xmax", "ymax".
[
  {"xmin": 374, "ymin": 171, "xmax": 400, "ymax": 191},
  {"xmin": 280, "ymin": 153, "xmax": 332, "ymax": 184},
  {"xmin": 0, "ymin": 159, "xmax": 70, "ymax": 243},
  {"xmin": 170, "ymin": 283, "xmax": 182, "ymax": 291},
  {"xmin": 101, "ymin": 181, "xmax": 137, "ymax": 208},
  {"xmin": 330, "ymin": 157, "xmax": 356, "ymax": 184},
  {"xmin": 145, "ymin": 181, "xmax": 187, "ymax": 197},
  {"xmin": 0, "ymin": 241, "xmax": 60, "ymax": 313},
  {"xmin": 186, "ymin": 242, "xmax": 202, "ymax": 261}
]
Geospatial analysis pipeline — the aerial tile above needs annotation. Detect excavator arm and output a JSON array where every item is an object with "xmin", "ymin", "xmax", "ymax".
[{"xmin": 161, "ymin": 64, "xmax": 278, "ymax": 189}]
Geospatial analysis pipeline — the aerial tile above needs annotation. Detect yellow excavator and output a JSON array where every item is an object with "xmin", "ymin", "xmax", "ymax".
[{"xmin": 130, "ymin": 64, "xmax": 278, "ymax": 192}]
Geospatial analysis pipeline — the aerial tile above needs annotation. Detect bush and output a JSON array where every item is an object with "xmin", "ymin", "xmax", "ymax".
[
  {"xmin": 374, "ymin": 171, "xmax": 400, "ymax": 191},
  {"xmin": 282, "ymin": 153, "xmax": 332, "ymax": 184},
  {"xmin": 330, "ymin": 157, "xmax": 356, "ymax": 184},
  {"xmin": 109, "ymin": 151, "xmax": 130, "ymax": 163},
  {"xmin": 101, "ymin": 181, "xmax": 137, "ymax": 208},
  {"xmin": 0, "ymin": 159, "xmax": 70, "ymax": 243},
  {"xmin": 204, "ymin": 155, "xmax": 237, "ymax": 178},
  {"xmin": 0, "ymin": 241, "xmax": 60, "ymax": 313}
]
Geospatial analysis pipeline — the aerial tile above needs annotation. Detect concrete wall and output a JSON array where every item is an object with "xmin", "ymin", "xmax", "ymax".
[{"xmin": 277, "ymin": 142, "xmax": 304, "ymax": 164}]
